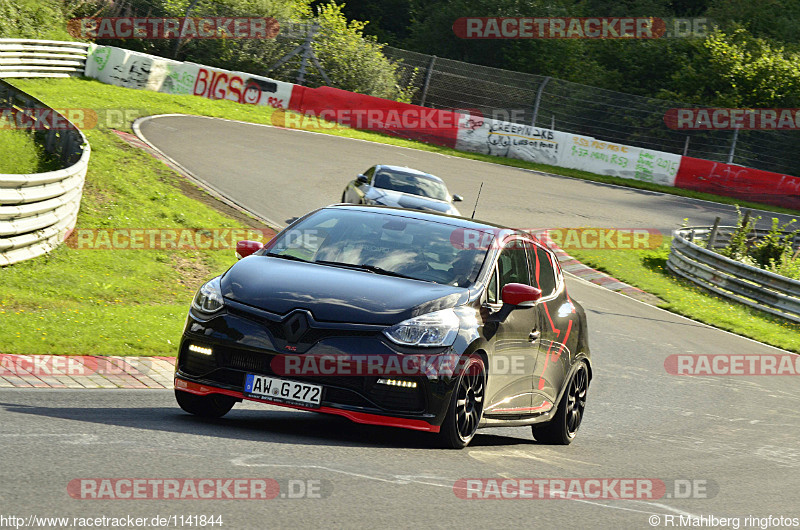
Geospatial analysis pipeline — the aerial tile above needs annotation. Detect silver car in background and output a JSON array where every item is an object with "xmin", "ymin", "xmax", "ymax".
[{"xmin": 341, "ymin": 165, "xmax": 463, "ymax": 216}]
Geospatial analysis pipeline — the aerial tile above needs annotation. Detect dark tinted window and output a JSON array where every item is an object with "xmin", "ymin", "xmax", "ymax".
[
  {"xmin": 372, "ymin": 170, "xmax": 449, "ymax": 201},
  {"xmin": 497, "ymin": 239, "xmax": 531, "ymax": 302},
  {"xmin": 532, "ymin": 246, "xmax": 557, "ymax": 296},
  {"xmin": 267, "ymin": 208, "xmax": 490, "ymax": 287}
]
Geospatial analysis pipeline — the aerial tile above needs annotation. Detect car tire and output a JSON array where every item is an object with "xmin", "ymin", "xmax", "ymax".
[
  {"xmin": 175, "ymin": 389, "xmax": 236, "ymax": 418},
  {"xmin": 438, "ymin": 354, "xmax": 486, "ymax": 449},
  {"xmin": 341, "ymin": 191, "xmax": 347, "ymax": 203},
  {"xmin": 532, "ymin": 362, "xmax": 588, "ymax": 445}
]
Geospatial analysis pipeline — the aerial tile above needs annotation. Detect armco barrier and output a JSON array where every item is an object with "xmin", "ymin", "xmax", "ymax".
[
  {"xmin": 675, "ymin": 157, "xmax": 800, "ymax": 211},
  {"xmin": 84, "ymin": 44, "xmax": 294, "ymax": 108},
  {"xmin": 0, "ymin": 79, "xmax": 90, "ymax": 266},
  {"xmin": 287, "ymin": 85, "xmax": 461, "ymax": 148},
  {"xmin": 666, "ymin": 227, "xmax": 800, "ymax": 323},
  {"xmin": 0, "ymin": 39, "xmax": 89, "ymax": 78}
]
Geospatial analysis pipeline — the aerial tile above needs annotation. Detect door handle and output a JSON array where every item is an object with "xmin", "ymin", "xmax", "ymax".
[{"xmin": 528, "ymin": 330, "xmax": 541, "ymax": 342}]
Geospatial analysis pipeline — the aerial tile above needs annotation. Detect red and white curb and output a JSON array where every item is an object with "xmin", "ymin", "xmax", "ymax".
[{"xmin": 0, "ymin": 355, "xmax": 175, "ymax": 389}]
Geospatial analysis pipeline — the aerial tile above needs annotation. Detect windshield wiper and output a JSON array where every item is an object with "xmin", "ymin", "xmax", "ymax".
[
  {"xmin": 314, "ymin": 260, "xmax": 420, "ymax": 280},
  {"xmin": 266, "ymin": 252, "xmax": 310, "ymax": 263}
]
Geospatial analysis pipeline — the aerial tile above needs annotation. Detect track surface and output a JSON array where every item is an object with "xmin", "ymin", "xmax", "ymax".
[{"xmin": 2, "ymin": 116, "xmax": 798, "ymax": 529}]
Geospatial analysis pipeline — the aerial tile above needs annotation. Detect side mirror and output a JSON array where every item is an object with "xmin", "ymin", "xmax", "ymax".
[
  {"xmin": 487, "ymin": 283, "xmax": 542, "ymax": 323},
  {"xmin": 502, "ymin": 283, "xmax": 542, "ymax": 306},
  {"xmin": 356, "ymin": 174, "xmax": 369, "ymax": 184},
  {"xmin": 452, "ymin": 194, "xmax": 464, "ymax": 202},
  {"xmin": 236, "ymin": 240, "xmax": 263, "ymax": 260}
]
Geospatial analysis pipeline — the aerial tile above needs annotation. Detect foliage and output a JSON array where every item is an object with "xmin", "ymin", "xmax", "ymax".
[
  {"xmin": 311, "ymin": 1, "xmax": 416, "ymax": 99},
  {"xmin": 717, "ymin": 206, "xmax": 800, "ymax": 280},
  {"xmin": 0, "ymin": 0, "xmax": 75, "ymax": 40},
  {"xmin": 718, "ymin": 206, "xmax": 759, "ymax": 261},
  {"xmin": 663, "ymin": 29, "xmax": 800, "ymax": 107}
]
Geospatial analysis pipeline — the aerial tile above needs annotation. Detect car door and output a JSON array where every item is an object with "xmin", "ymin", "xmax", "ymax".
[
  {"xmin": 482, "ymin": 237, "xmax": 541, "ymax": 415},
  {"xmin": 529, "ymin": 243, "xmax": 574, "ymax": 409}
]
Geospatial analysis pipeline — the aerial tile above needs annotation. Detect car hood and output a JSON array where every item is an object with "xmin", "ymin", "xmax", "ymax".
[
  {"xmin": 366, "ymin": 188, "xmax": 459, "ymax": 215},
  {"xmin": 220, "ymin": 256, "xmax": 470, "ymax": 325}
]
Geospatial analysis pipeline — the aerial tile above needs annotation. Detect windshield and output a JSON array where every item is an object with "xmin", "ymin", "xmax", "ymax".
[
  {"xmin": 267, "ymin": 208, "xmax": 490, "ymax": 287},
  {"xmin": 372, "ymin": 170, "xmax": 450, "ymax": 201}
]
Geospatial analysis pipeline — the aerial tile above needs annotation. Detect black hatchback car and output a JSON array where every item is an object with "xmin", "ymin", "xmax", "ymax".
[{"xmin": 174, "ymin": 205, "xmax": 591, "ymax": 448}]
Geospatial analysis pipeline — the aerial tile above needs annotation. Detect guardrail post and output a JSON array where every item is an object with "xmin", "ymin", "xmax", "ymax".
[
  {"xmin": 530, "ymin": 76, "xmax": 551, "ymax": 127},
  {"xmin": 419, "ymin": 55, "xmax": 437, "ymax": 108},
  {"xmin": 707, "ymin": 217, "xmax": 721, "ymax": 249},
  {"xmin": 727, "ymin": 127, "xmax": 739, "ymax": 164}
]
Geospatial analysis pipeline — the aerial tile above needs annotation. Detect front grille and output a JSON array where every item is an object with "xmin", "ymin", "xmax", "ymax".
[
  {"xmin": 223, "ymin": 349, "xmax": 271, "ymax": 373},
  {"xmin": 226, "ymin": 305, "xmax": 378, "ymax": 349},
  {"xmin": 324, "ymin": 387, "xmax": 371, "ymax": 407}
]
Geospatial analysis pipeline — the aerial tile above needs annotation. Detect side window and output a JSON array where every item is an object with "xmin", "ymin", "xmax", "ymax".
[
  {"xmin": 532, "ymin": 246, "xmax": 557, "ymax": 297},
  {"xmin": 364, "ymin": 166, "xmax": 375, "ymax": 182},
  {"xmin": 497, "ymin": 239, "xmax": 531, "ymax": 303}
]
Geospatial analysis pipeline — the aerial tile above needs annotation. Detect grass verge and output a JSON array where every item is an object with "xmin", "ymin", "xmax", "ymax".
[
  {"xmin": 569, "ymin": 244, "xmax": 800, "ymax": 353},
  {"xmin": 0, "ymin": 121, "xmax": 59, "ymax": 173},
  {"xmin": 2, "ymin": 76, "xmax": 798, "ymax": 356}
]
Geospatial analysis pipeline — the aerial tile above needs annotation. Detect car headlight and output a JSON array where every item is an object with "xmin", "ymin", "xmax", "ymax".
[
  {"xmin": 383, "ymin": 308, "xmax": 460, "ymax": 347},
  {"xmin": 192, "ymin": 276, "xmax": 224, "ymax": 314}
]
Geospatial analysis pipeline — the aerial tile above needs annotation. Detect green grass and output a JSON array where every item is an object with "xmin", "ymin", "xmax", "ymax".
[
  {"xmin": 0, "ymin": 122, "xmax": 59, "ymax": 173},
  {"xmin": 2, "ymin": 76, "xmax": 798, "ymax": 356},
  {"xmin": 2, "ymin": 77, "xmax": 286, "ymax": 356},
  {"xmin": 569, "ymin": 243, "xmax": 800, "ymax": 353}
]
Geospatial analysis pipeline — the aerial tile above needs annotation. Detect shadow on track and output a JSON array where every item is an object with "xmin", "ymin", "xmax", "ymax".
[{"xmin": 0, "ymin": 397, "xmax": 536, "ymax": 450}]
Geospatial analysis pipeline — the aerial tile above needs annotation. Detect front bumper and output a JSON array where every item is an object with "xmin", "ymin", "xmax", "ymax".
[
  {"xmin": 174, "ymin": 308, "xmax": 459, "ymax": 432},
  {"xmin": 174, "ymin": 377, "xmax": 440, "ymax": 432}
]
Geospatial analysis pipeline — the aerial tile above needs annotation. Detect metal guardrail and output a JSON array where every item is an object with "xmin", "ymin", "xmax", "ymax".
[
  {"xmin": 0, "ymin": 79, "xmax": 90, "ymax": 266},
  {"xmin": 0, "ymin": 39, "xmax": 89, "ymax": 78},
  {"xmin": 667, "ymin": 226, "xmax": 800, "ymax": 323}
]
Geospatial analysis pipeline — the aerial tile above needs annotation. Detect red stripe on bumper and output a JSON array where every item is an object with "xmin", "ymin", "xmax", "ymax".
[{"xmin": 175, "ymin": 377, "xmax": 439, "ymax": 433}]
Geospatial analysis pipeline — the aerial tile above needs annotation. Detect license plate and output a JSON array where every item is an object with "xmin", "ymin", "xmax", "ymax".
[{"xmin": 244, "ymin": 374, "xmax": 322, "ymax": 408}]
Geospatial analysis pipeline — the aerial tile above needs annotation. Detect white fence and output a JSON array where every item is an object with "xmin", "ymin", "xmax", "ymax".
[
  {"xmin": 0, "ymin": 80, "xmax": 90, "ymax": 266},
  {"xmin": 667, "ymin": 227, "xmax": 800, "ymax": 323},
  {"xmin": 0, "ymin": 39, "xmax": 89, "ymax": 78}
]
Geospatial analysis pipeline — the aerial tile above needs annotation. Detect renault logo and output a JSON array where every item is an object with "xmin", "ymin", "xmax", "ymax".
[{"xmin": 283, "ymin": 312, "xmax": 310, "ymax": 343}]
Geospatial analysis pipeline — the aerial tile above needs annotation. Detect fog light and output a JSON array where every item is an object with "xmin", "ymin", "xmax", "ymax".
[
  {"xmin": 188, "ymin": 344, "xmax": 213, "ymax": 356},
  {"xmin": 377, "ymin": 378, "xmax": 417, "ymax": 388}
]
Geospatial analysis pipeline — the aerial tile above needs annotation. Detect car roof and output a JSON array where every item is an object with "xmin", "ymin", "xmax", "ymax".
[
  {"xmin": 375, "ymin": 165, "xmax": 444, "ymax": 183},
  {"xmin": 325, "ymin": 203, "xmax": 517, "ymax": 233}
]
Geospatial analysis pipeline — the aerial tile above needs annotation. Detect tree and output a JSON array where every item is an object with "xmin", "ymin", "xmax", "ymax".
[{"xmin": 663, "ymin": 29, "xmax": 800, "ymax": 107}]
